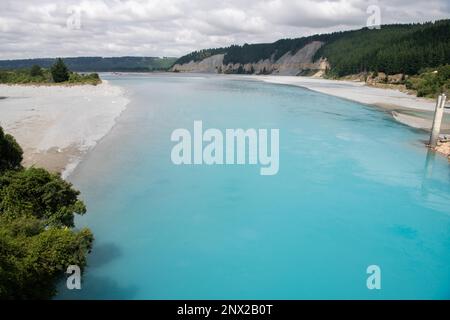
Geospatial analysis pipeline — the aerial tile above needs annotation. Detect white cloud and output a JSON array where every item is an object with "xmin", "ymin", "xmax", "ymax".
[{"xmin": 0, "ymin": 0, "xmax": 448, "ymax": 59}]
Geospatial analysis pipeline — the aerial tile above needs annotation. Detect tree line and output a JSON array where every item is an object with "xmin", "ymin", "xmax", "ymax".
[
  {"xmin": 0, "ymin": 58, "xmax": 101, "ymax": 85},
  {"xmin": 0, "ymin": 56, "xmax": 177, "ymax": 72}
]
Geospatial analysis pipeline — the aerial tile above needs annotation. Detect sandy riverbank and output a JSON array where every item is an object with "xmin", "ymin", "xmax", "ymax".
[
  {"xmin": 0, "ymin": 81, "xmax": 129, "ymax": 177},
  {"xmin": 245, "ymin": 75, "xmax": 450, "ymax": 160},
  {"xmin": 246, "ymin": 75, "xmax": 450, "ymax": 132}
]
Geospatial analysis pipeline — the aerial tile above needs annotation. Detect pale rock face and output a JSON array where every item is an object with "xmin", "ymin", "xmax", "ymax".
[
  {"xmin": 272, "ymin": 41, "xmax": 325, "ymax": 75},
  {"xmin": 171, "ymin": 41, "xmax": 329, "ymax": 76},
  {"xmin": 171, "ymin": 54, "xmax": 225, "ymax": 73}
]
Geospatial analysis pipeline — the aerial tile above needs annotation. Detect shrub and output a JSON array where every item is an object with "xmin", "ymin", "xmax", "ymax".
[
  {"xmin": 30, "ymin": 65, "xmax": 43, "ymax": 77},
  {"xmin": 0, "ymin": 127, "xmax": 23, "ymax": 173}
]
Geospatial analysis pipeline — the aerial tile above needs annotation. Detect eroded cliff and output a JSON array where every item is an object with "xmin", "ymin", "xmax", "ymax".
[{"xmin": 171, "ymin": 41, "xmax": 328, "ymax": 75}]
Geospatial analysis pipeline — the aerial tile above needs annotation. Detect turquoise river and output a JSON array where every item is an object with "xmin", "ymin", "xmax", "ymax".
[{"xmin": 57, "ymin": 74, "xmax": 450, "ymax": 299}]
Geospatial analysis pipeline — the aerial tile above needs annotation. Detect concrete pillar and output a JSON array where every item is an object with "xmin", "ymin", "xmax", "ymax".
[{"xmin": 429, "ymin": 94, "xmax": 446, "ymax": 148}]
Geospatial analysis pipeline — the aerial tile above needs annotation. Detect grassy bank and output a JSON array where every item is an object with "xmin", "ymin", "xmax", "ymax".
[{"xmin": 0, "ymin": 69, "xmax": 101, "ymax": 86}]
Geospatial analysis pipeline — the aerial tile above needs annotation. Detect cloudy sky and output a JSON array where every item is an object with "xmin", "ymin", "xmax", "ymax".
[{"xmin": 0, "ymin": 0, "xmax": 448, "ymax": 59}]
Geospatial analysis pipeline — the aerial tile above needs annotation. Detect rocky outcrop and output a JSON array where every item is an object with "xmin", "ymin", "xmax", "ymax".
[
  {"xmin": 171, "ymin": 41, "xmax": 329, "ymax": 75},
  {"xmin": 363, "ymin": 72, "xmax": 407, "ymax": 85},
  {"xmin": 434, "ymin": 140, "xmax": 450, "ymax": 161}
]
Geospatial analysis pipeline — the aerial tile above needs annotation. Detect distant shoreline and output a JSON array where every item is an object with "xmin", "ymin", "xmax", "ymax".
[{"xmin": 0, "ymin": 81, "xmax": 102, "ymax": 87}]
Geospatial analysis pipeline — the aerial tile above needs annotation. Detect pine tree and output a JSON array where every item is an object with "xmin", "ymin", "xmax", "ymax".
[{"xmin": 51, "ymin": 58, "xmax": 70, "ymax": 83}]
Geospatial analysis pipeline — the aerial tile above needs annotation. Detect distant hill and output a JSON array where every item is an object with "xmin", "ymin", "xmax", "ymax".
[
  {"xmin": 172, "ymin": 19, "xmax": 450, "ymax": 76},
  {"xmin": 0, "ymin": 56, "xmax": 178, "ymax": 72}
]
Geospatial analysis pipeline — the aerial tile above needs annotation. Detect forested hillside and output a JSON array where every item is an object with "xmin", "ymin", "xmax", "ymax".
[
  {"xmin": 222, "ymin": 35, "xmax": 331, "ymax": 65},
  {"xmin": 315, "ymin": 20, "xmax": 450, "ymax": 76},
  {"xmin": 174, "ymin": 20, "xmax": 450, "ymax": 76},
  {"xmin": 174, "ymin": 34, "xmax": 331, "ymax": 66},
  {"xmin": 0, "ymin": 56, "xmax": 177, "ymax": 72}
]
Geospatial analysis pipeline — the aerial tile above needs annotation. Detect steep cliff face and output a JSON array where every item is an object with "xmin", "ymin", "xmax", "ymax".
[
  {"xmin": 272, "ymin": 41, "xmax": 325, "ymax": 75},
  {"xmin": 171, "ymin": 41, "xmax": 328, "ymax": 75},
  {"xmin": 171, "ymin": 54, "xmax": 225, "ymax": 73}
]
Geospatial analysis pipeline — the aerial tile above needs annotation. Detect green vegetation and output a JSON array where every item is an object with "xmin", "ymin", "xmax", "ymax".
[
  {"xmin": 0, "ymin": 58, "xmax": 101, "ymax": 85},
  {"xmin": 0, "ymin": 127, "xmax": 93, "ymax": 299},
  {"xmin": 316, "ymin": 20, "xmax": 450, "ymax": 77},
  {"xmin": 0, "ymin": 128, "xmax": 23, "ymax": 173},
  {"xmin": 0, "ymin": 217, "xmax": 93, "ymax": 299},
  {"xmin": 68, "ymin": 72, "xmax": 100, "ymax": 84},
  {"xmin": 405, "ymin": 65, "xmax": 450, "ymax": 98},
  {"xmin": 148, "ymin": 57, "xmax": 181, "ymax": 71},
  {"xmin": 0, "ymin": 168, "xmax": 87, "ymax": 228},
  {"xmin": 51, "ymin": 58, "xmax": 70, "ymax": 82},
  {"xmin": 0, "ymin": 68, "xmax": 49, "ymax": 84},
  {"xmin": 29, "ymin": 65, "xmax": 43, "ymax": 77},
  {"xmin": 0, "ymin": 56, "xmax": 178, "ymax": 72}
]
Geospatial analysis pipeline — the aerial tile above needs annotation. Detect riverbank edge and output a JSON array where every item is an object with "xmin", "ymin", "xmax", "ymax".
[
  {"xmin": 0, "ymin": 79, "xmax": 131, "ymax": 179},
  {"xmin": 245, "ymin": 75, "xmax": 450, "ymax": 161}
]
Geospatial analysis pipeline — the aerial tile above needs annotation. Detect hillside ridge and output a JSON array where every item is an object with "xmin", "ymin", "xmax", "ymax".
[{"xmin": 172, "ymin": 20, "xmax": 450, "ymax": 77}]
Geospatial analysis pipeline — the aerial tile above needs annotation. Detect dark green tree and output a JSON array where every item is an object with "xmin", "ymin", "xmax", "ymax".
[
  {"xmin": 0, "ymin": 127, "xmax": 23, "ymax": 173},
  {"xmin": 50, "ymin": 58, "xmax": 70, "ymax": 83}
]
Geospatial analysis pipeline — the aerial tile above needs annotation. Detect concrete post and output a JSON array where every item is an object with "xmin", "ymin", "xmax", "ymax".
[{"xmin": 429, "ymin": 94, "xmax": 446, "ymax": 148}]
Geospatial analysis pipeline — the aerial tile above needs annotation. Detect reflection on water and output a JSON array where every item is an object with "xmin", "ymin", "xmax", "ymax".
[
  {"xmin": 392, "ymin": 109, "xmax": 450, "ymax": 133},
  {"xmin": 423, "ymin": 150, "xmax": 436, "ymax": 180},
  {"xmin": 420, "ymin": 150, "xmax": 450, "ymax": 213}
]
